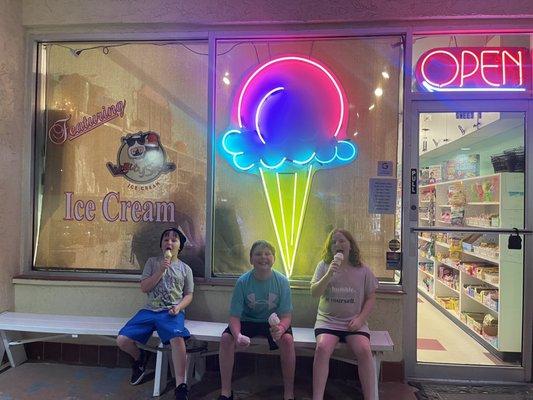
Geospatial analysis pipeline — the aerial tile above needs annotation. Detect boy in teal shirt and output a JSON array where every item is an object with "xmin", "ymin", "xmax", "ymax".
[{"xmin": 218, "ymin": 240, "xmax": 295, "ymax": 400}]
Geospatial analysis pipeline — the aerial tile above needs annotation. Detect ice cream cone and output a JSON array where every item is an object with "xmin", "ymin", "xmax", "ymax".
[
  {"xmin": 268, "ymin": 312, "xmax": 280, "ymax": 327},
  {"xmin": 334, "ymin": 252, "xmax": 344, "ymax": 264},
  {"xmin": 259, "ymin": 165, "xmax": 315, "ymax": 277}
]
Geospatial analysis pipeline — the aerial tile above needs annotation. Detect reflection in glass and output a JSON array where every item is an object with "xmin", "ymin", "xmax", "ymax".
[
  {"xmin": 214, "ymin": 37, "xmax": 403, "ymax": 281},
  {"xmin": 34, "ymin": 42, "xmax": 208, "ymax": 275}
]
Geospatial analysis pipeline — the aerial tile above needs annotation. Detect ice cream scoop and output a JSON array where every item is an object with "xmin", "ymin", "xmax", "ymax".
[
  {"xmin": 268, "ymin": 312, "xmax": 280, "ymax": 327},
  {"xmin": 164, "ymin": 250, "xmax": 172, "ymax": 260},
  {"xmin": 333, "ymin": 252, "xmax": 344, "ymax": 264}
]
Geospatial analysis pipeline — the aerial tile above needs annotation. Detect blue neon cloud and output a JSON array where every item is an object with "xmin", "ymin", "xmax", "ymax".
[{"xmin": 221, "ymin": 128, "xmax": 358, "ymax": 173}]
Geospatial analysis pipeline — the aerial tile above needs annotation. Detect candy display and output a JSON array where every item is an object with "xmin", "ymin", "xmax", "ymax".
[{"xmin": 418, "ymin": 171, "xmax": 522, "ymax": 354}]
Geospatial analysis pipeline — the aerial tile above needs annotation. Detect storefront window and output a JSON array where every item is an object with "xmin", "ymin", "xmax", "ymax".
[
  {"xmin": 34, "ymin": 41, "xmax": 208, "ymax": 276},
  {"xmin": 213, "ymin": 37, "xmax": 404, "ymax": 282},
  {"xmin": 412, "ymin": 33, "xmax": 532, "ymax": 93}
]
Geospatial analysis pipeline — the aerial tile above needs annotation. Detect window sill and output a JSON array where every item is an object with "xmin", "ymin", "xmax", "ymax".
[{"xmin": 13, "ymin": 274, "xmax": 405, "ymax": 295}]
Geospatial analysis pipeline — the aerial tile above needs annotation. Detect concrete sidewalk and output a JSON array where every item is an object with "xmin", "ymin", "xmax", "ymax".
[
  {"xmin": 0, "ymin": 362, "xmax": 531, "ymax": 399},
  {"xmin": 0, "ymin": 362, "xmax": 415, "ymax": 399}
]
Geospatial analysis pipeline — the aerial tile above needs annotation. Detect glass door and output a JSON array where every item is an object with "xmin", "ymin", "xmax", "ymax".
[{"xmin": 406, "ymin": 101, "xmax": 532, "ymax": 381}]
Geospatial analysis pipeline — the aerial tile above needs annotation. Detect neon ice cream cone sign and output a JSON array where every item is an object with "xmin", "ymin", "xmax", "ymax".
[{"xmin": 220, "ymin": 56, "xmax": 358, "ymax": 277}]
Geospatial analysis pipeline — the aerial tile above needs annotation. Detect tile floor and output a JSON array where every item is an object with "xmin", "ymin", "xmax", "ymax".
[{"xmin": 416, "ymin": 294, "xmax": 513, "ymax": 366}]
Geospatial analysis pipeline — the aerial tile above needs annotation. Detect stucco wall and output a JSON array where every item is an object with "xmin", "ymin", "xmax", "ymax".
[
  {"xmin": 13, "ymin": 280, "xmax": 404, "ymax": 361},
  {"xmin": 0, "ymin": 0, "xmax": 24, "ymax": 312},
  {"xmin": 21, "ymin": 0, "xmax": 533, "ymax": 27}
]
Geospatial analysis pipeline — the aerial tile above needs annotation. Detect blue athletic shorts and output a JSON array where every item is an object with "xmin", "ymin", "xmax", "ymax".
[{"xmin": 118, "ymin": 309, "xmax": 191, "ymax": 345}]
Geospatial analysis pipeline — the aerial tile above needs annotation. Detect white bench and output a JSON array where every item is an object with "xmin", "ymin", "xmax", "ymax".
[
  {"xmin": 180, "ymin": 321, "xmax": 393, "ymax": 400},
  {"xmin": 0, "ymin": 312, "xmax": 394, "ymax": 399}
]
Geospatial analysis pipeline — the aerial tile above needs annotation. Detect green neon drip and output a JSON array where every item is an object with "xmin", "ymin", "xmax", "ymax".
[
  {"xmin": 260, "ymin": 169, "xmax": 289, "ymax": 271},
  {"xmin": 291, "ymin": 172, "xmax": 297, "ymax": 246},
  {"xmin": 259, "ymin": 167, "xmax": 314, "ymax": 277},
  {"xmin": 276, "ymin": 173, "xmax": 290, "ymax": 267}
]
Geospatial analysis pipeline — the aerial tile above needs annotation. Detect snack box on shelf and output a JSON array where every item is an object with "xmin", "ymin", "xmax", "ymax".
[
  {"xmin": 461, "ymin": 263, "xmax": 499, "ymax": 285},
  {"xmin": 483, "ymin": 271, "xmax": 499, "ymax": 285},
  {"xmin": 473, "ymin": 239, "xmax": 499, "ymax": 259},
  {"xmin": 436, "ymin": 296, "xmax": 459, "ymax": 313},
  {"xmin": 418, "ymin": 261, "xmax": 434, "ymax": 274},
  {"xmin": 462, "ymin": 312, "xmax": 485, "ymax": 335},
  {"xmin": 462, "ymin": 233, "xmax": 483, "ymax": 252},
  {"xmin": 484, "ymin": 295, "xmax": 499, "ymax": 312}
]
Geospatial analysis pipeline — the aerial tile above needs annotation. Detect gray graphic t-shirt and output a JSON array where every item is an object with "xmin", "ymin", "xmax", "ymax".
[
  {"xmin": 311, "ymin": 261, "xmax": 378, "ymax": 333},
  {"xmin": 141, "ymin": 256, "xmax": 194, "ymax": 311}
]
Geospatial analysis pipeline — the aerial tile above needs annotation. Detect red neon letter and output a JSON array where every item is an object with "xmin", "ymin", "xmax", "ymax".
[
  {"xmin": 421, "ymin": 50, "xmax": 459, "ymax": 88},
  {"xmin": 460, "ymin": 50, "xmax": 479, "ymax": 87},
  {"xmin": 481, "ymin": 50, "xmax": 501, "ymax": 87},
  {"xmin": 502, "ymin": 50, "xmax": 523, "ymax": 86}
]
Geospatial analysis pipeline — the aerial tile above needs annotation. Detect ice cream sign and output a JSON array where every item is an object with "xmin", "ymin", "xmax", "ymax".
[
  {"xmin": 219, "ymin": 56, "xmax": 358, "ymax": 277},
  {"xmin": 416, "ymin": 47, "xmax": 530, "ymax": 92}
]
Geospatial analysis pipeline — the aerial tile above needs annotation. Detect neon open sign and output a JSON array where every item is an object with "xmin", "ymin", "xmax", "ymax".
[{"xmin": 416, "ymin": 47, "xmax": 530, "ymax": 92}]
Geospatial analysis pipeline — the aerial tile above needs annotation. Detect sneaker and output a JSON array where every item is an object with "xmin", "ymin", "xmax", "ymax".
[
  {"xmin": 217, "ymin": 392, "xmax": 233, "ymax": 400},
  {"xmin": 129, "ymin": 349, "xmax": 147, "ymax": 385},
  {"xmin": 175, "ymin": 383, "xmax": 189, "ymax": 400}
]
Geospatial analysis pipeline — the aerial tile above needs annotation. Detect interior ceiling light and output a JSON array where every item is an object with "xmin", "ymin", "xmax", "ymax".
[
  {"xmin": 368, "ymin": 104, "xmax": 375, "ymax": 111},
  {"xmin": 374, "ymin": 87, "xmax": 383, "ymax": 97},
  {"xmin": 382, "ymin": 71, "xmax": 390, "ymax": 79}
]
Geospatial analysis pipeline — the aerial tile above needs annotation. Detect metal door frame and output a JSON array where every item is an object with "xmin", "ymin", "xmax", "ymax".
[{"xmin": 403, "ymin": 99, "xmax": 533, "ymax": 382}]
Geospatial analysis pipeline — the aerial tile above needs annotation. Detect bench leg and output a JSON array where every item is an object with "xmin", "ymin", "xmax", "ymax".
[
  {"xmin": 153, "ymin": 343, "xmax": 168, "ymax": 397},
  {"xmin": 193, "ymin": 354, "xmax": 206, "ymax": 382},
  {"xmin": 372, "ymin": 353, "xmax": 381, "ymax": 400},
  {"xmin": 1, "ymin": 331, "xmax": 28, "ymax": 368},
  {"xmin": 185, "ymin": 353, "xmax": 195, "ymax": 385},
  {"xmin": 0, "ymin": 335, "xmax": 5, "ymax": 365},
  {"xmin": 185, "ymin": 353, "xmax": 206, "ymax": 386}
]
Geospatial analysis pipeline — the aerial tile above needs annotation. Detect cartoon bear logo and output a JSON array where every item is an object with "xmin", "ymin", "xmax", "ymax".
[{"xmin": 107, "ymin": 131, "xmax": 176, "ymax": 184}]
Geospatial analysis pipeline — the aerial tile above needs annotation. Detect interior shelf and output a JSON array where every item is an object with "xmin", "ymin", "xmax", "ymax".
[{"xmin": 417, "ymin": 172, "xmax": 524, "ymax": 355}]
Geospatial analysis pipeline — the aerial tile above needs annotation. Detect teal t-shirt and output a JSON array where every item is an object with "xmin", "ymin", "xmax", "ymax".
[{"xmin": 230, "ymin": 269, "xmax": 293, "ymax": 322}]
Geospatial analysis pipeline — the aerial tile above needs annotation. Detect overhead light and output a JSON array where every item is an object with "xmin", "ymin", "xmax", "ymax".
[
  {"xmin": 353, "ymin": 131, "xmax": 359, "ymax": 136},
  {"xmin": 374, "ymin": 87, "xmax": 383, "ymax": 97},
  {"xmin": 368, "ymin": 104, "xmax": 375, "ymax": 111},
  {"xmin": 461, "ymin": 147, "xmax": 471, "ymax": 151},
  {"xmin": 382, "ymin": 71, "xmax": 390, "ymax": 79}
]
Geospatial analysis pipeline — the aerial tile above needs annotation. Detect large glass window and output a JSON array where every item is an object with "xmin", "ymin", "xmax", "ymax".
[
  {"xmin": 213, "ymin": 37, "xmax": 404, "ymax": 282},
  {"xmin": 34, "ymin": 41, "xmax": 208, "ymax": 276}
]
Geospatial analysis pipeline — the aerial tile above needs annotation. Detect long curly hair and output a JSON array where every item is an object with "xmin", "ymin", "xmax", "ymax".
[{"xmin": 321, "ymin": 228, "xmax": 362, "ymax": 267}]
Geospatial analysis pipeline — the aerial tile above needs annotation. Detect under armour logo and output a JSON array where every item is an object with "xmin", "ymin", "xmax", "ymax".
[{"xmin": 246, "ymin": 293, "xmax": 278, "ymax": 310}]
